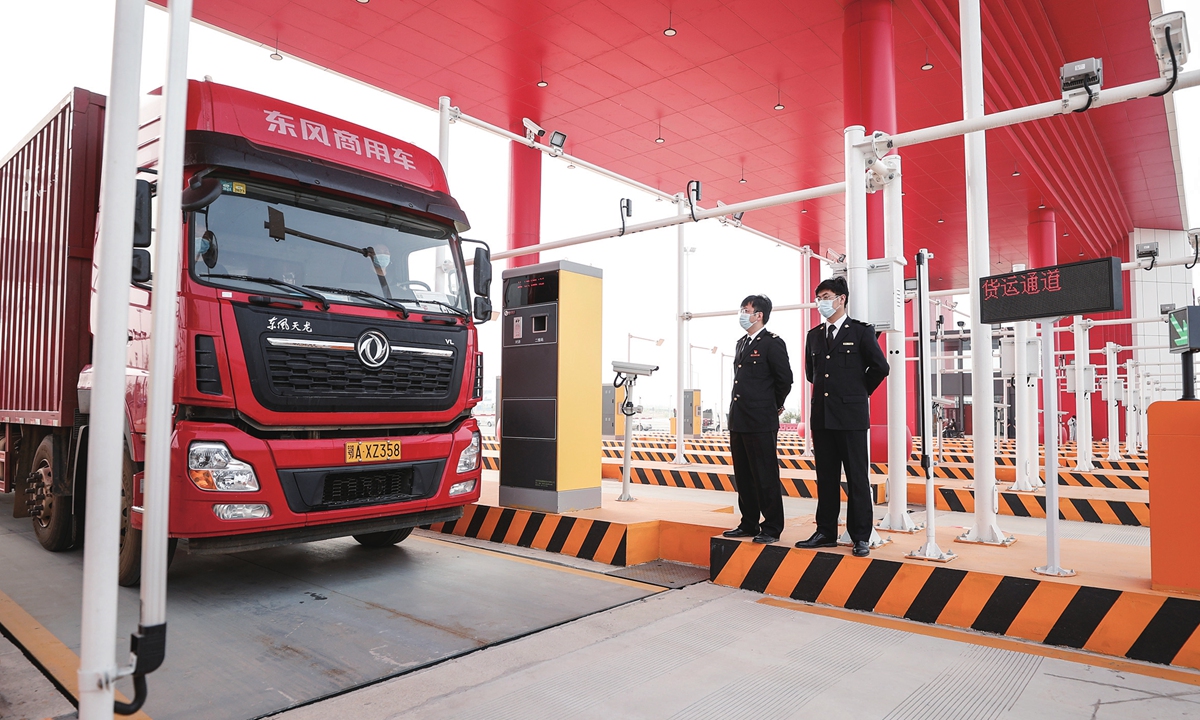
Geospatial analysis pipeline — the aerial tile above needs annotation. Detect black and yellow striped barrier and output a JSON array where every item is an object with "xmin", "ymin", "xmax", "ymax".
[
  {"xmin": 935, "ymin": 486, "xmax": 1151, "ymax": 526},
  {"xmin": 425, "ymin": 502, "xmax": 628, "ymax": 565},
  {"xmin": 709, "ymin": 539, "xmax": 1200, "ymax": 671}
]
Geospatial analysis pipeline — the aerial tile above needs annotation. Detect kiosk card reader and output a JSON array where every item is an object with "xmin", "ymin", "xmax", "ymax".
[{"xmin": 500, "ymin": 260, "xmax": 603, "ymax": 512}]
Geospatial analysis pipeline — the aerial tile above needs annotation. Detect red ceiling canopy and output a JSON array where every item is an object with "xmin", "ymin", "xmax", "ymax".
[{"xmin": 162, "ymin": 0, "xmax": 1185, "ymax": 289}]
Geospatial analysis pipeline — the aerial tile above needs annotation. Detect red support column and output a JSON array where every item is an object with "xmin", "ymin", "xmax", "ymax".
[
  {"xmin": 844, "ymin": 0, "xmax": 899, "ymax": 462},
  {"xmin": 508, "ymin": 141, "xmax": 542, "ymax": 268},
  {"xmin": 1028, "ymin": 209, "xmax": 1059, "ymax": 444}
]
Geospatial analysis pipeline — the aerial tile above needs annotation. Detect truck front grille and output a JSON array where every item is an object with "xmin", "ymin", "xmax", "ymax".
[{"xmin": 265, "ymin": 345, "xmax": 456, "ymax": 397}]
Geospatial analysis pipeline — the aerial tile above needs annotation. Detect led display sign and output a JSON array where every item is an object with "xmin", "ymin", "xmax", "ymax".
[{"xmin": 978, "ymin": 257, "xmax": 1122, "ymax": 324}]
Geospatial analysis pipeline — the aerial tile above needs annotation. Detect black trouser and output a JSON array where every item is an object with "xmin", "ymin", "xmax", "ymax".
[
  {"xmin": 811, "ymin": 427, "xmax": 873, "ymax": 543},
  {"xmin": 730, "ymin": 431, "xmax": 784, "ymax": 537}
]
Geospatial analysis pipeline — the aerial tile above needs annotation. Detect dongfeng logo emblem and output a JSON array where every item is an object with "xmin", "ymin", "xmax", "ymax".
[{"xmin": 356, "ymin": 330, "xmax": 391, "ymax": 369}]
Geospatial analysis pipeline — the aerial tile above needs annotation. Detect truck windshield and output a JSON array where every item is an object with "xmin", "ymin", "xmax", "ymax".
[{"xmin": 190, "ymin": 179, "xmax": 468, "ymax": 313}]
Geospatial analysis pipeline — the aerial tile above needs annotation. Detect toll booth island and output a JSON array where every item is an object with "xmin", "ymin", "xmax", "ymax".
[{"xmin": 499, "ymin": 261, "xmax": 603, "ymax": 512}]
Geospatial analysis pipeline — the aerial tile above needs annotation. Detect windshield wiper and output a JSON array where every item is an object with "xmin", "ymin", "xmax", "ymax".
[
  {"xmin": 204, "ymin": 273, "xmax": 330, "ymax": 310},
  {"xmin": 396, "ymin": 297, "xmax": 468, "ymax": 318},
  {"xmin": 304, "ymin": 284, "xmax": 409, "ymax": 318}
]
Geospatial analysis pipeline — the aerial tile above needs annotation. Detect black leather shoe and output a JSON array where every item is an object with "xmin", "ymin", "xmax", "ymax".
[
  {"xmin": 852, "ymin": 541, "xmax": 870, "ymax": 557},
  {"xmin": 722, "ymin": 528, "xmax": 758, "ymax": 538},
  {"xmin": 794, "ymin": 531, "xmax": 837, "ymax": 549},
  {"xmin": 753, "ymin": 534, "xmax": 779, "ymax": 544}
]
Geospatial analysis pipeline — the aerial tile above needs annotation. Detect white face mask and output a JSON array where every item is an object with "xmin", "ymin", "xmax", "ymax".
[
  {"xmin": 738, "ymin": 312, "xmax": 754, "ymax": 330},
  {"xmin": 373, "ymin": 253, "xmax": 391, "ymax": 269},
  {"xmin": 816, "ymin": 298, "xmax": 836, "ymax": 319}
]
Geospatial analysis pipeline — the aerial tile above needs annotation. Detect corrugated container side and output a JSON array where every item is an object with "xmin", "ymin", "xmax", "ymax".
[{"xmin": 0, "ymin": 89, "xmax": 105, "ymax": 426}]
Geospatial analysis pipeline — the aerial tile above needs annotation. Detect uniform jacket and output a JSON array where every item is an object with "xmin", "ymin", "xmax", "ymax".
[
  {"xmin": 728, "ymin": 329, "xmax": 793, "ymax": 433},
  {"xmin": 805, "ymin": 317, "xmax": 889, "ymax": 431}
]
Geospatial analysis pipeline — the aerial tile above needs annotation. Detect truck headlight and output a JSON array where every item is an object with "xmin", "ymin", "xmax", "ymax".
[
  {"xmin": 213, "ymin": 503, "xmax": 270, "ymax": 520},
  {"xmin": 188, "ymin": 442, "xmax": 259, "ymax": 491},
  {"xmin": 456, "ymin": 432, "xmax": 481, "ymax": 473}
]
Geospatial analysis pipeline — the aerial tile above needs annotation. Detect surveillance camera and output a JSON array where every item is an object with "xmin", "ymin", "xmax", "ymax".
[
  {"xmin": 522, "ymin": 118, "xmax": 546, "ymax": 138},
  {"xmin": 612, "ymin": 361, "xmax": 659, "ymax": 377},
  {"xmin": 1188, "ymin": 228, "xmax": 1200, "ymax": 250},
  {"xmin": 1151, "ymin": 11, "xmax": 1190, "ymax": 77}
]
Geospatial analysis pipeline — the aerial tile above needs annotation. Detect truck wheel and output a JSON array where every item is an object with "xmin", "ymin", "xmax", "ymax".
[
  {"xmin": 352, "ymin": 527, "xmax": 413, "ymax": 547},
  {"xmin": 117, "ymin": 450, "xmax": 178, "ymax": 587},
  {"xmin": 30, "ymin": 436, "xmax": 73, "ymax": 552}
]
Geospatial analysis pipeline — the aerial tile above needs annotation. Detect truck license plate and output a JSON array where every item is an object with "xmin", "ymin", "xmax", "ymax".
[{"xmin": 344, "ymin": 440, "xmax": 402, "ymax": 464}]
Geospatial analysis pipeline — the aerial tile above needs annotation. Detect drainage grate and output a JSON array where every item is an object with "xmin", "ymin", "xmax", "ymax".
[{"xmin": 608, "ymin": 560, "xmax": 710, "ymax": 588}]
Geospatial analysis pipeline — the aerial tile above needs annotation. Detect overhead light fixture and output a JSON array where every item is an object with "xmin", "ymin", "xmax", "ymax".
[
  {"xmin": 800, "ymin": 208, "xmax": 808, "ymax": 214},
  {"xmin": 1063, "ymin": 232, "xmax": 1070, "ymax": 237},
  {"xmin": 739, "ymin": 164, "xmax": 746, "ymax": 184},
  {"xmin": 664, "ymin": 9, "xmax": 677, "ymax": 36},
  {"xmin": 937, "ymin": 218, "xmax": 945, "ymax": 223},
  {"xmin": 1038, "ymin": 199, "xmax": 1046, "ymax": 209},
  {"xmin": 270, "ymin": 36, "xmax": 283, "ymax": 61},
  {"xmin": 356, "ymin": 0, "xmax": 369, "ymax": 4},
  {"xmin": 549, "ymin": 130, "xmax": 567, "ymax": 150},
  {"xmin": 1011, "ymin": 165, "xmax": 1021, "ymax": 177},
  {"xmin": 921, "ymin": 48, "xmax": 934, "ymax": 71},
  {"xmin": 655, "ymin": 119, "xmax": 664, "ymax": 144},
  {"xmin": 1079, "ymin": 250, "xmax": 1085, "ymax": 256},
  {"xmin": 566, "ymin": 162, "xmax": 575, "ymax": 169},
  {"xmin": 774, "ymin": 86, "xmax": 784, "ymax": 111},
  {"xmin": 537, "ymin": 65, "xmax": 548, "ymax": 88}
]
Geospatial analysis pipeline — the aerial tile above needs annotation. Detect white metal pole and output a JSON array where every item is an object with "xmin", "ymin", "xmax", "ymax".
[
  {"xmin": 1106, "ymin": 343, "xmax": 1120, "ymax": 461},
  {"xmin": 435, "ymin": 96, "xmax": 451, "ymax": 294},
  {"xmin": 618, "ymin": 378, "xmax": 636, "ymax": 502},
  {"xmin": 909, "ymin": 249, "xmax": 951, "ymax": 561},
  {"xmin": 1011, "ymin": 307, "xmax": 1038, "ymax": 491},
  {"xmin": 1141, "ymin": 373, "xmax": 1152, "ymax": 451},
  {"xmin": 958, "ymin": 0, "xmax": 1010, "ymax": 547},
  {"xmin": 674, "ymin": 196, "xmax": 687, "ymax": 464},
  {"xmin": 1072, "ymin": 316, "xmax": 1094, "ymax": 470},
  {"xmin": 1125, "ymin": 361, "xmax": 1137, "ymax": 455},
  {"xmin": 1035, "ymin": 318, "xmax": 1074, "ymax": 576},
  {"xmin": 800, "ymin": 250, "xmax": 814, "ymax": 456},
  {"xmin": 843, "ymin": 126, "xmax": 868, "ymax": 316},
  {"xmin": 491, "ymin": 182, "xmax": 845, "ymax": 261},
  {"xmin": 139, "ymin": 0, "xmax": 191, "ymax": 655},
  {"xmin": 1027, "ymin": 322, "xmax": 1043, "ymax": 485},
  {"xmin": 79, "ymin": 0, "xmax": 145, "ymax": 716},
  {"xmin": 879, "ymin": 156, "xmax": 915, "ymax": 533}
]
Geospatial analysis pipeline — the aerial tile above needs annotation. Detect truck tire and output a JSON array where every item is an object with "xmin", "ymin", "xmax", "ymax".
[
  {"xmin": 118, "ymin": 449, "xmax": 177, "ymax": 587},
  {"xmin": 30, "ymin": 435, "xmax": 73, "ymax": 552},
  {"xmin": 352, "ymin": 527, "xmax": 413, "ymax": 547}
]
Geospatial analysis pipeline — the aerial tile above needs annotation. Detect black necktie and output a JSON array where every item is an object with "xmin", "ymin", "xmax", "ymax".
[
  {"xmin": 737, "ymin": 336, "xmax": 748, "ymax": 361},
  {"xmin": 827, "ymin": 323, "xmax": 835, "ymax": 345}
]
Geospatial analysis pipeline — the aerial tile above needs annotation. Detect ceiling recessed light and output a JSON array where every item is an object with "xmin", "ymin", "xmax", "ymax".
[
  {"xmin": 921, "ymin": 48, "xmax": 934, "ymax": 71},
  {"xmin": 664, "ymin": 10, "xmax": 676, "ymax": 36}
]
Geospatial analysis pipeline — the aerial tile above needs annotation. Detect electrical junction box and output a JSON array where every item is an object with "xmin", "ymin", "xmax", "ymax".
[
  {"xmin": 601, "ymin": 384, "xmax": 616, "ymax": 437},
  {"xmin": 999, "ymin": 336, "xmax": 1042, "ymax": 379},
  {"xmin": 865, "ymin": 258, "xmax": 905, "ymax": 331},
  {"xmin": 499, "ymin": 260, "xmax": 603, "ymax": 512},
  {"xmin": 1064, "ymin": 362, "xmax": 1096, "ymax": 393}
]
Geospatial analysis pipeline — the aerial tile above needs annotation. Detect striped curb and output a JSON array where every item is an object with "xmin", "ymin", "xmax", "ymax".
[
  {"xmin": 709, "ymin": 539, "xmax": 1200, "ymax": 671},
  {"xmin": 935, "ymin": 486, "xmax": 1151, "ymax": 527},
  {"xmin": 620, "ymin": 466, "xmax": 887, "ymax": 504},
  {"xmin": 424, "ymin": 502, "xmax": 628, "ymax": 565}
]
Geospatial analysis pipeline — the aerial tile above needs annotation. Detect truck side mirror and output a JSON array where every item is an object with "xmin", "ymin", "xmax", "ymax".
[
  {"xmin": 133, "ymin": 179, "xmax": 152, "ymax": 248},
  {"xmin": 181, "ymin": 177, "xmax": 223, "ymax": 211},
  {"xmin": 472, "ymin": 246, "xmax": 492, "ymax": 323},
  {"xmin": 132, "ymin": 249, "xmax": 152, "ymax": 283}
]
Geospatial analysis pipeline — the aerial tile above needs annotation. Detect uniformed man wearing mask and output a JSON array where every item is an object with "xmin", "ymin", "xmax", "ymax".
[
  {"xmin": 722, "ymin": 294, "xmax": 793, "ymax": 544},
  {"xmin": 796, "ymin": 277, "xmax": 889, "ymax": 557}
]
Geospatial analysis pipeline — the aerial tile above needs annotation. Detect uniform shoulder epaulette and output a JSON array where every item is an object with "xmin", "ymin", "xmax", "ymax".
[
  {"xmin": 767, "ymin": 331, "xmax": 779, "ymax": 338},
  {"xmin": 850, "ymin": 318, "xmax": 872, "ymax": 327}
]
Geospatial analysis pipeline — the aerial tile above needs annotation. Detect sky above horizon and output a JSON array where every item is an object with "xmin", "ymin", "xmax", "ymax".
[{"xmin": 1, "ymin": 0, "xmax": 1196, "ymax": 416}]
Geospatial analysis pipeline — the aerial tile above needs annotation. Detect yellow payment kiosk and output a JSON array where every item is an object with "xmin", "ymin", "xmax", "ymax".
[{"xmin": 499, "ymin": 261, "xmax": 602, "ymax": 512}]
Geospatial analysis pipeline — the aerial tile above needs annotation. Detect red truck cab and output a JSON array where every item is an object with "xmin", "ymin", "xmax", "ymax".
[{"xmin": 2, "ymin": 81, "xmax": 491, "ymax": 585}]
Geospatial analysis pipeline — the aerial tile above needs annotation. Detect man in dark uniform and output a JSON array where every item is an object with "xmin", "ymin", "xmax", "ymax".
[
  {"xmin": 722, "ymin": 294, "xmax": 793, "ymax": 544},
  {"xmin": 796, "ymin": 277, "xmax": 889, "ymax": 557}
]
